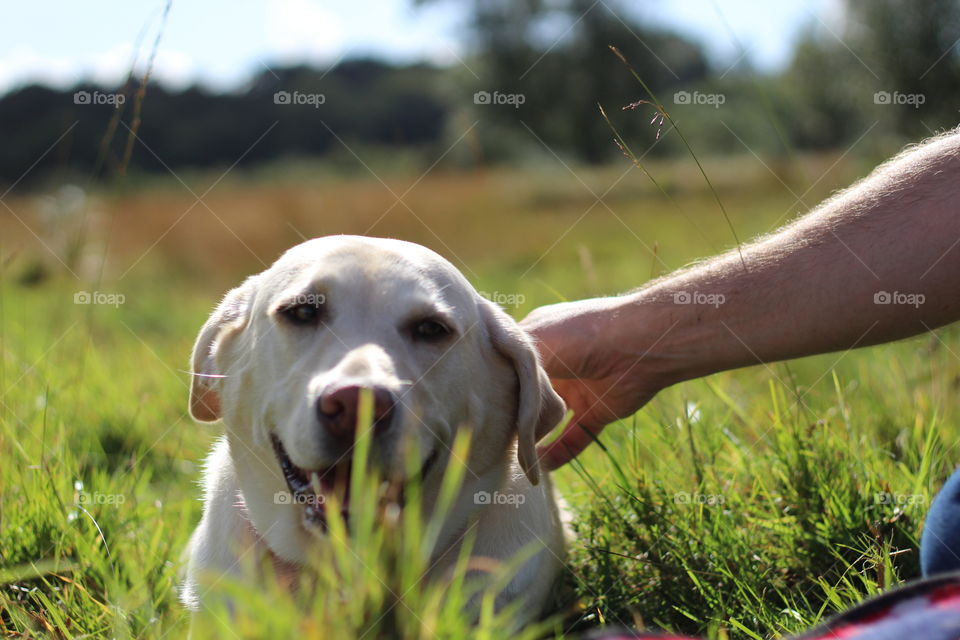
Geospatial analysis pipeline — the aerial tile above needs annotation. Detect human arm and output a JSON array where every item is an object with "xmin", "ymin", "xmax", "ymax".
[{"xmin": 524, "ymin": 130, "xmax": 960, "ymax": 469}]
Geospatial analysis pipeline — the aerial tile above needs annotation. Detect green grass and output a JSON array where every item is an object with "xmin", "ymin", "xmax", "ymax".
[
  {"xmin": 1, "ymin": 162, "xmax": 958, "ymax": 638},
  {"xmin": 565, "ymin": 372, "xmax": 951, "ymax": 637}
]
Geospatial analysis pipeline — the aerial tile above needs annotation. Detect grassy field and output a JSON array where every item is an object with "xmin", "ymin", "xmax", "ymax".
[{"xmin": 1, "ymin": 154, "xmax": 958, "ymax": 638}]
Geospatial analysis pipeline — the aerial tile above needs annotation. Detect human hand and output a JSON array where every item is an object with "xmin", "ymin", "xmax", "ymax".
[{"xmin": 520, "ymin": 296, "xmax": 668, "ymax": 470}]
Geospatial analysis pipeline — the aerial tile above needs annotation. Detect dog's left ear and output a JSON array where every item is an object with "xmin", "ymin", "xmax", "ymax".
[
  {"xmin": 189, "ymin": 277, "xmax": 257, "ymax": 422},
  {"xmin": 479, "ymin": 299, "xmax": 566, "ymax": 485}
]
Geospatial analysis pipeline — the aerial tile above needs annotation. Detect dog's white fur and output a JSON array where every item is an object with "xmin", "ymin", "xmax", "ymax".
[{"xmin": 181, "ymin": 236, "xmax": 566, "ymax": 620}]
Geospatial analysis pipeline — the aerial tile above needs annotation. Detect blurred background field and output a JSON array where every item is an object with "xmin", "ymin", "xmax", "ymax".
[
  {"xmin": 1, "ymin": 152, "xmax": 868, "ymax": 295},
  {"xmin": 2, "ymin": 0, "xmax": 960, "ymax": 638}
]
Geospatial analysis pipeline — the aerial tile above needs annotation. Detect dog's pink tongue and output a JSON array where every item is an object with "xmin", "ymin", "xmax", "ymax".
[{"xmin": 318, "ymin": 464, "xmax": 351, "ymax": 501}]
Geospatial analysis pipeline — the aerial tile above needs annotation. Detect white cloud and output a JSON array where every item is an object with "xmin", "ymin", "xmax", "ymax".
[
  {"xmin": 0, "ymin": 44, "xmax": 201, "ymax": 94},
  {"xmin": 143, "ymin": 50, "xmax": 199, "ymax": 89},
  {"xmin": 266, "ymin": 0, "xmax": 346, "ymax": 65},
  {"xmin": 0, "ymin": 47, "xmax": 78, "ymax": 93}
]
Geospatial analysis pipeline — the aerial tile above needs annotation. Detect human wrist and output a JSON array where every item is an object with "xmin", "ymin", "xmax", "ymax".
[{"xmin": 613, "ymin": 285, "xmax": 735, "ymax": 388}]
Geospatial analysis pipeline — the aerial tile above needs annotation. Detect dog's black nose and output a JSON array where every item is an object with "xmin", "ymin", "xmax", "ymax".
[{"xmin": 317, "ymin": 385, "xmax": 396, "ymax": 442}]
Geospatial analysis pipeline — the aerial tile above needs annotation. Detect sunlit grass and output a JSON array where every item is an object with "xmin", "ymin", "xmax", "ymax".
[{"xmin": 2, "ymin": 161, "xmax": 958, "ymax": 637}]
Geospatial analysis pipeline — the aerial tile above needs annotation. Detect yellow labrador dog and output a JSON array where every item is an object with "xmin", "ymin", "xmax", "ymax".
[{"xmin": 181, "ymin": 236, "xmax": 566, "ymax": 620}]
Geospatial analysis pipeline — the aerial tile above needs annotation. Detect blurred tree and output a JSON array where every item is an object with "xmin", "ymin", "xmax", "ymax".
[
  {"xmin": 846, "ymin": 0, "xmax": 960, "ymax": 138},
  {"xmin": 435, "ymin": 0, "xmax": 710, "ymax": 162},
  {"xmin": 0, "ymin": 60, "xmax": 450, "ymax": 185},
  {"xmin": 781, "ymin": 0, "xmax": 960, "ymax": 151},
  {"xmin": 779, "ymin": 28, "xmax": 873, "ymax": 150}
]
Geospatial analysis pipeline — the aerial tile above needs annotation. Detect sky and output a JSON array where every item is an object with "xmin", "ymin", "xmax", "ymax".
[{"xmin": 0, "ymin": 0, "xmax": 839, "ymax": 95}]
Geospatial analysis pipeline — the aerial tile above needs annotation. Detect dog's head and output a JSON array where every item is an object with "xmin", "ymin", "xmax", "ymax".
[{"xmin": 189, "ymin": 236, "xmax": 564, "ymax": 557}]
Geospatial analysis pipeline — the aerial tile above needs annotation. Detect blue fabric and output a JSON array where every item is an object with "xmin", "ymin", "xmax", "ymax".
[{"xmin": 922, "ymin": 467, "xmax": 960, "ymax": 576}]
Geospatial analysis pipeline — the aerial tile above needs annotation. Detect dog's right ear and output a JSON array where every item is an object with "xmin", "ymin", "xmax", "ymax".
[{"xmin": 189, "ymin": 279, "xmax": 256, "ymax": 422}]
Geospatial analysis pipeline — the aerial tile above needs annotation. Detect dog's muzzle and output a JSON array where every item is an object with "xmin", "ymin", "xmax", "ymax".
[{"xmin": 270, "ymin": 432, "xmax": 439, "ymax": 532}]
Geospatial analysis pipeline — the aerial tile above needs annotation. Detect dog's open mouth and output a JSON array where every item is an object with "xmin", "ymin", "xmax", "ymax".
[{"xmin": 270, "ymin": 433, "xmax": 439, "ymax": 532}]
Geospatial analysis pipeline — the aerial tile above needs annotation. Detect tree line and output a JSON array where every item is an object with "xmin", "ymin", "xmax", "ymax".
[{"xmin": 2, "ymin": 0, "xmax": 958, "ymax": 186}]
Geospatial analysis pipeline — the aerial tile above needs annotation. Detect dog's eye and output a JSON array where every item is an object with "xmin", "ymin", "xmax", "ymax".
[
  {"xmin": 413, "ymin": 319, "xmax": 450, "ymax": 341},
  {"xmin": 281, "ymin": 303, "xmax": 321, "ymax": 325}
]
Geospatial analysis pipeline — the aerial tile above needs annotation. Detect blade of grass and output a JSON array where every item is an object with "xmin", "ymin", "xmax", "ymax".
[{"xmin": 607, "ymin": 45, "xmax": 746, "ymax": 270}]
